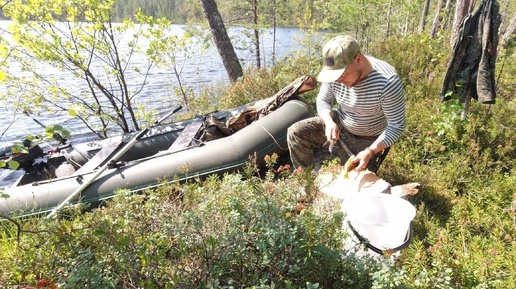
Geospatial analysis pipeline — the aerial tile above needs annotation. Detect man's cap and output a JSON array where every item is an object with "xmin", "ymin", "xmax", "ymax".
[{"xmin": 317, "ymin": 35, "xmax": 361, "ymax": 83}]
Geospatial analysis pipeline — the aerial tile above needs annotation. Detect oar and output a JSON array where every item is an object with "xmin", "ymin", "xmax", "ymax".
[{"xmin": 46, "ymin": 106, "xmax": 183, "ymax": 218}]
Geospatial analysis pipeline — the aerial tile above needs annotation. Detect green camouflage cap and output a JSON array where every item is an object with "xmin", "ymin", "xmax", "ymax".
[{"xmin": 317, "ymin": 35, "xmax": 361, "ymax": 83}]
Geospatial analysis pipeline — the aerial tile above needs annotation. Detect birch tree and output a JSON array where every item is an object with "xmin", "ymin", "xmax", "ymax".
[{"xmin": 0, "ymin": 0, "xmax": 182, "ymax": 138}]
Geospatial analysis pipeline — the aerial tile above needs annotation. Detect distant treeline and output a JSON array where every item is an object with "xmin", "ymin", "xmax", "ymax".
[
  {"xmin": 112, "ymin": 0, "xmax": 204, "ymax": 24},
  {"xmin": 111, "ymin": 0, "xmax": 312, "ymax": 27},
  {"xmin": 0, "ymin": 0, "xmax": 203, "ymax": 23},
  {"xmin": 3, "ymin": 0, "xmax": 513, "ymax": 48},
  {"xmin": 0, "ymin": 0, "xmax": 311, "ymax": 27}
]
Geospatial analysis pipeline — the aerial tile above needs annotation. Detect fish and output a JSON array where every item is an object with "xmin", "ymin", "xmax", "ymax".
[
  {"xmin": 343, "ymin": 155, "xmax": 356, "ymax": 180},
  {"xmin": 317, "ymin": 168, "xmax": 420, "ymax": 200}
]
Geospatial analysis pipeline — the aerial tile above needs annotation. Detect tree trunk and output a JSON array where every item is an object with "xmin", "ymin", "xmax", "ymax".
[
  {"xmin": 385, "ymin": 0, "xmax": 393, "ymax": 37},
  {"xmin": 440, "ymin": 0, "xmax": 454, "ymax": 31},
  {"xmin": 271, "ymin": 0, "xmax": 277, "ymax": 65},
  {"xmin": 430, "ymin": 0, "xmax": 444, "ymax": 38},
  {"xmin": 253, "ymin": 0, "xmax": 261, "ymax": 68},
  {"xmin": 500, "ymin": 11, "xmax": 516, "ymax": 49},
  {"xmin": 198, "ymin": 0, "xmax": 243, "ymax": 83},
  {"xmin": 418, "ymin": 0, "xmax": 431, "ymax": 33},
  {"xmin": 450, "ymin": 0, "xmax": 471, "ymax": 47},
  {"xmin": 404, "ymin": 13, "xmax": 409, "ymax": 36}
]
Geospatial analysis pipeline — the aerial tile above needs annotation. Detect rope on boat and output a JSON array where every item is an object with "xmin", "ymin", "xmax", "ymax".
[{"xmin": 257, "ymin": 123, "xmax": 288, "ymax": 151}]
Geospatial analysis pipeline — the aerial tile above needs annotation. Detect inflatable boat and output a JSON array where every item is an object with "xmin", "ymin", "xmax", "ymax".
[{"xmin": 0, "ymin": 75, "xmax": 316, "ymax": 217}]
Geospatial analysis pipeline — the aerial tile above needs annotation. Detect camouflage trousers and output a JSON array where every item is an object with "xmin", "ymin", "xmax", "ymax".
[{"xmin": 287, "ymin": 115, "xmax": 381, "ymax": 171}]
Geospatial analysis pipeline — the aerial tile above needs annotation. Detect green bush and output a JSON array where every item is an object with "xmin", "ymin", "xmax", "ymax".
[
  {"xmin": 378, "ymin": 36, "xmax": 516, "ymax": 288},
  {"xmin": 1, "ymin": 167, "xmax": 390, "ymax": 288},
  {"xmin": 1, "ymin": 35, "xmax": 515, "ymax": 288}
]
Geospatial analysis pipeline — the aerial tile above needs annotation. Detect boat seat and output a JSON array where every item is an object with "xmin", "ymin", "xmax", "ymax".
[
  {"xmin": 72, "ymin": 141, "xmax": 125, "ymax": 175},
  {"xmin": 167, "ymin": 120, "xmax": 204, "ymax": 152}
]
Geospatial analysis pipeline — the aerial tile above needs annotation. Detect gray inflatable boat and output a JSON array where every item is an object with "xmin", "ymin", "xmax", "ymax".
[{"xmin": 0, "ymin": 76, "xmax": 316, "ymax": 217}]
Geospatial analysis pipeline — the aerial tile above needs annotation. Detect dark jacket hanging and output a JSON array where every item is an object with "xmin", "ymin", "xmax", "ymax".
[{"xmin": 440, "ymin": 0, "xmax": 501, "ymax": 104}]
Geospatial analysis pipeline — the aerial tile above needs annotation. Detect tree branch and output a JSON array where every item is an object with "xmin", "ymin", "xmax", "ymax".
[{"xmin": 0, "ymin": 214, "xmax": 51, "ymax": 244}]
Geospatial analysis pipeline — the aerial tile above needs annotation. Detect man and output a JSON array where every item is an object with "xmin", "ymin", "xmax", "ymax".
[{"xmin": 287, "ymin": 35, "xmax": 406, "ymax": 172}]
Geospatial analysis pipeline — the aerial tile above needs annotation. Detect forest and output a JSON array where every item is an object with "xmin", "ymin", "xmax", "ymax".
[{"xmin": 3, "ymin": 0, "xmax": 514, "ymax": 39}]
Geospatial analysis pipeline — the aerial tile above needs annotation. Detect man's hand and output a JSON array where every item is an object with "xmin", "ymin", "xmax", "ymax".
[
  {"xmin": 324, "ymin": 121, "xmax": 340, "ymax": 142},
  {"xmin": 352, "ymin": 148, "xmax": 374, "ymax": 171},
  {"xmin": 321, "ymin": 111, "xmax": 339, "ymax": 142}
]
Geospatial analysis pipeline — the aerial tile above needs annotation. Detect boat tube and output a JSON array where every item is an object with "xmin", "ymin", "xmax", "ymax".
[{"xmin": 0, "ymin": 98, "xmax": 314, "ymax": 216}]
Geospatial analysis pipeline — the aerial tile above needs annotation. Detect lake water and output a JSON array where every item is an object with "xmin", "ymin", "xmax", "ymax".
[{"xmin": 0, "ymin": 21, "xmax": 311, "ymax": 186}]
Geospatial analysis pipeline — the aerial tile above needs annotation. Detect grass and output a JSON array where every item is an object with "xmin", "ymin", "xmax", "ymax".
[{"xmin": 1, "ymin": 35, "xmax": 515, "ymax": 288}]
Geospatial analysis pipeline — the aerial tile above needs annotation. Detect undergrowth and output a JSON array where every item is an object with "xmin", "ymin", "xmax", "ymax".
[{"xmin": 1, "ymin": 35, "xmax": 515, "ymax": 288}]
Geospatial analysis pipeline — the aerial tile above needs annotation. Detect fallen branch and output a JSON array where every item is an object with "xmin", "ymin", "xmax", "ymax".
[{"xmin": 0, "ymin": 214, "xmax": 51, "ymax": 243}]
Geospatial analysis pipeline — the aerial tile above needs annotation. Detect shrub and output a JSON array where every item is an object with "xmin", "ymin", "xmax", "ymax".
[{"xmin": 1, "ymin": 36, "xmax": 516, "ymax": 289}]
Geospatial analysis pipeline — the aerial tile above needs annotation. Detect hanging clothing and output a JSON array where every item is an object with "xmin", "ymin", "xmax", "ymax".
[{"xmin": 440, "ymin": 0, "xmax": 501, "ymax": 104}]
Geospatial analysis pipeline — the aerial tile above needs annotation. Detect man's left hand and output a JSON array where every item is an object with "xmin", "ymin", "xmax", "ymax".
[{"xmin": 352, "ymin": 149, "xmax": 374, "ymax": 171}]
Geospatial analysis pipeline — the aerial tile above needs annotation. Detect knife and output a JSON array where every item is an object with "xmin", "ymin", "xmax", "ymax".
[
  {"xmin": 337, "ymin": 138, "xmax": 355, "ymax": 157},
  {"xmin": 323, "ymin": 140, "xmax": 335, "ymax": 154}
]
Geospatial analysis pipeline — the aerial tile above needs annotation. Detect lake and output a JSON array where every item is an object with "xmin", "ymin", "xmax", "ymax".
[{"xmin": 0, "ymin": 21, "xmax": 312, "ymax": 186}]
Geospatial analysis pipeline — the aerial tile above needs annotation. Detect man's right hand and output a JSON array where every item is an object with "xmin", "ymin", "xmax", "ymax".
[{"xmin": 324, "ymin": 121, "xmax": 340, "ymax": 142}]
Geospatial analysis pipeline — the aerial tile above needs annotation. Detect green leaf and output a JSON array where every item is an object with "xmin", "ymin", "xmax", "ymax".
[
  {"xmin": 61, "ymin": 130, "xmax": 71, "ymax": 138},
  {"xmin": 11, "ymin": 145, "xmax": 28, "ymax": 154},
  {"xmin": 8, "ymin": 160, "xmax": 20, "ymax": 170},
  {"xmin": 0, "ymin": 191, "xmax": 9, "ymax": 199},
  {"xmin": 68, "ymin": 109, "xmax": 77, "ymax": 117}
]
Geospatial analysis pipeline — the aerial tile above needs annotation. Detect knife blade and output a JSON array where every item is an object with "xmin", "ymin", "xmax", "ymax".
[
  {"xmin": 337, "ymin": 138, "xmax": 354, "ymax": 157},
  {"xmin": 323, "ymin": 140, "xmax": 335, "ymax": 154}
]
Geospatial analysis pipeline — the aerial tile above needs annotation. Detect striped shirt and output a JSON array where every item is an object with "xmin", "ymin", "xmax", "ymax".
[{"xmin": 316, "ymin": 56, "xmax": 406, "ymax": 147}]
